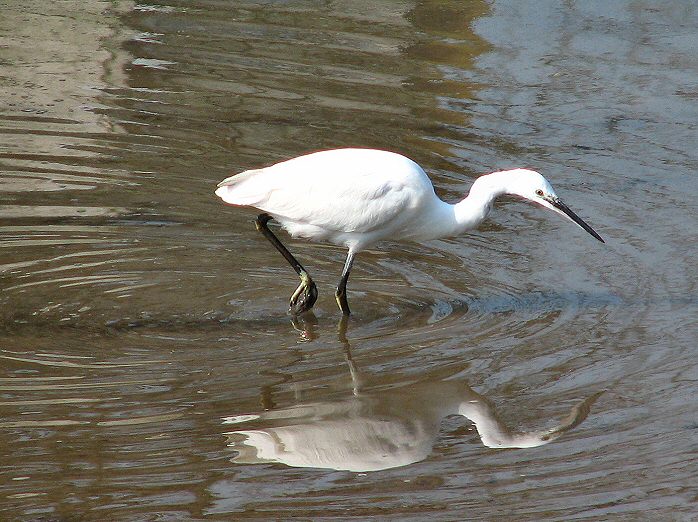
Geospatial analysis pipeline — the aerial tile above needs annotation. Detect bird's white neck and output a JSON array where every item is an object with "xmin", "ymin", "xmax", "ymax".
[
  {"xmin": 446, "ymin": 170, "xmax": 513, "ymax": 237},
  {"xmin": 392, "ymin": 170, "xmax": 520, "ymax": 243}
]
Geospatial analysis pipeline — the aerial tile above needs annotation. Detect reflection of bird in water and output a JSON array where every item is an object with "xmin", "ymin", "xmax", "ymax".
[
  {"xmin": 223, "ymin": 350, "xmax": 602, "ymax": 472},
  {"xmin": 216, "ymin": 148, "xmax": 604, "ymax": 315}
]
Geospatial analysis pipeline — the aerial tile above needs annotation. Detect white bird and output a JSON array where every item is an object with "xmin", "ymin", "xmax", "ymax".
[{"xmin": 215, "ymin": 148, "xmax": 604, "ymax": 315}]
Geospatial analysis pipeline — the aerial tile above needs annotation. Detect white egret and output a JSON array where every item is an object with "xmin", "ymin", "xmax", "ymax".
[{"xmin": 215, "ymin": 148, "xmax": 604, "ymax": 315}]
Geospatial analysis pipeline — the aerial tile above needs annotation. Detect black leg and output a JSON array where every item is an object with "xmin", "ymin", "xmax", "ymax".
[
  {"xmin": 255, "ymin": 213, "xmax": 318, "ymax": 314},
  {"xmin": 335, "ymin": 251, "xmax": 355, "ymax": 315}
]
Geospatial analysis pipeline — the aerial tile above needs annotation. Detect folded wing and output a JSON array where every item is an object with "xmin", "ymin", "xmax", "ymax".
[{"xmin": 215, "ymin": 149, "xmax": 434, "ymax": 234}]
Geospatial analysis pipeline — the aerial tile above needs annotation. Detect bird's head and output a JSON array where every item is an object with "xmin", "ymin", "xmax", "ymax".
[{"xmin": 501, "ymin": 169, "xmax": 605, "ymax": 243}]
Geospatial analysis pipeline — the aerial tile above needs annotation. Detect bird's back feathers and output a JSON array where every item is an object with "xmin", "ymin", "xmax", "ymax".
[{"xmin": 215, "ymin": 149, "xmax": 436, "ymax": 243}]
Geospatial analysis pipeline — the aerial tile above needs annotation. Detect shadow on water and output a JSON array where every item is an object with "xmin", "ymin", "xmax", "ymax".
[{"xmin": 0, "ymin": 281, "xmax": 623, "ymax": 342}]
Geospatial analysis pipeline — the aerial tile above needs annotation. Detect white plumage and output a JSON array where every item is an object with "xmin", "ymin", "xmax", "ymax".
[
  {"xmin": 215, "ymin": 148, "xmax": 603, "ymax": 315},
  {"xmin": 216, "ymin": 149, "xmax": 439, "ymax": 250}
]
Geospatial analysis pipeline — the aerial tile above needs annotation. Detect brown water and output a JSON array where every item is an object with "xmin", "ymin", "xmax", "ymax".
[{"xmin": 2, "ymin": 1, "xmax": 697, "ymax": 520}]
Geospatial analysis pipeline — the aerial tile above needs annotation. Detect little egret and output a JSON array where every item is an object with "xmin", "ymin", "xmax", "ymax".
[{"xmin": 215, "ymin": 148, "xmax": 604, "ymax": 315}]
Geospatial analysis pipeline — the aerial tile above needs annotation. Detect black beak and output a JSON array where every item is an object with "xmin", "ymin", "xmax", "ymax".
[{"xmin": 550, "ymin": 198, "xmax": 605, "ymax": 243}]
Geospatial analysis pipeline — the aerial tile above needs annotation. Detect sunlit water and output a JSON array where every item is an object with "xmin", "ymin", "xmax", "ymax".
[{"xmin": 2, "ymin": 1, "xmax": 697, "ymax": 519}]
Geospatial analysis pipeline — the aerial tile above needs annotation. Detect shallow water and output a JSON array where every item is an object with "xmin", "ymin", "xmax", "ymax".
[{"xmin": 2, "ymin": 1, "xmax": 697, "ymax": 520}]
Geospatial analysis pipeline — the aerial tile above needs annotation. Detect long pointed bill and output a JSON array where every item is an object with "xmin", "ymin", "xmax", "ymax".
[{"xmin": 549, "ymin": 197, "xmax": 605, "ymax": 243}]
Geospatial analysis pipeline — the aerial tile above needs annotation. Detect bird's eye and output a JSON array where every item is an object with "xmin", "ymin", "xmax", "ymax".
[{"xmin": 535, "ymin": 189, "xmax": 544, "ymax": 197}]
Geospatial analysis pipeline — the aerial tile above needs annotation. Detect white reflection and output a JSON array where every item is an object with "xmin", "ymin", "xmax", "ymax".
[{"xmin": 223, "ymin": 353, "xmax": 601, "ymax": 472}]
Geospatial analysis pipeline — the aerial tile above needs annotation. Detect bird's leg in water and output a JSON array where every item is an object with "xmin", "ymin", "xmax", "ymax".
[
  {"xmin": 335, "ymin": 252, "xmax": 355, "ymax": 315},
  {"xmin": 255, "ymin": 213, "xmax": 318, "ymax": 314}
]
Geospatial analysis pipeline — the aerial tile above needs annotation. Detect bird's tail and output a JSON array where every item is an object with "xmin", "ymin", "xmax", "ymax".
[{"xmin": 214, "ymin": 169, "xmax": 266, "ymax": 206}]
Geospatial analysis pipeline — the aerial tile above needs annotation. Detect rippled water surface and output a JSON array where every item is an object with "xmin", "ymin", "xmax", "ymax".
[{"xmin": 2, "ymin": 1, "xmax": 698, "ymax": 520}]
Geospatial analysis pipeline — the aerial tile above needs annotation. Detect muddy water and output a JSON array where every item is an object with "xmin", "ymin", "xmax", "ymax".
[{"xmin": 2, "ymin": 1, "xmax": 697, "ymax": 520}]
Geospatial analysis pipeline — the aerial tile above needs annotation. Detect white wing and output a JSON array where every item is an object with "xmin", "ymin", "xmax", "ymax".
[{"xmin": 215, "ymin": 149, "xmax": 435, "ymax": 234}]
